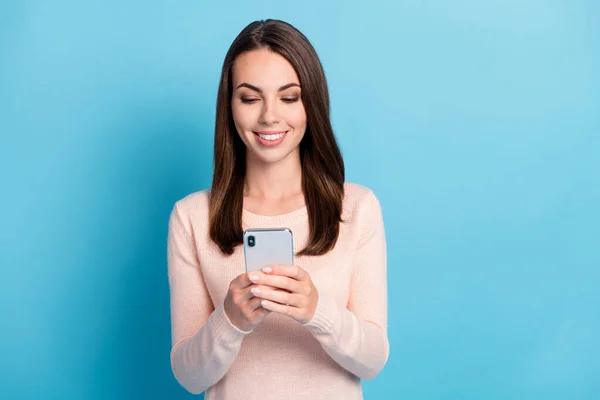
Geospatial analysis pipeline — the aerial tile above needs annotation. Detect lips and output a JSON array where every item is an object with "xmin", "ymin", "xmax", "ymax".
[{"xmin": 253, "ymin": 130, "xmax": 288, "ymax": 147}]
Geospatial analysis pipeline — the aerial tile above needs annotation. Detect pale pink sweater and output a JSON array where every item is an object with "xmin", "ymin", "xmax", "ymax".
[{"xmin": 167, "ymin": 182, "xmax": 389, "ymax": 399}]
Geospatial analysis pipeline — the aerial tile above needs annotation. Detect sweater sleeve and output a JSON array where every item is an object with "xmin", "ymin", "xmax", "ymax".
[
  {"xmin": 302, "ymin": 190, "xmax": 389, "ymax": 380},
  {"xmin": 167, "ymin": 202, "xmax": 250, "ymax": 394}
]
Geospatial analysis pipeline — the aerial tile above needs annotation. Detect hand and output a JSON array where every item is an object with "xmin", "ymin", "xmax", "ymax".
[
  {"xmin": 223, "ymin": 272, "xmax": 274, "ymax": 332},
  {"xmin": 248, "ymin": 265, "xmax": 318, "ymax": 325}
]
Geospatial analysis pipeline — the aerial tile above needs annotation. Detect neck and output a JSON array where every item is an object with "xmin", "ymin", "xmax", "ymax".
[{"xmin": 244, "ymin": 151, "xmax": 303, "ymax": 200}]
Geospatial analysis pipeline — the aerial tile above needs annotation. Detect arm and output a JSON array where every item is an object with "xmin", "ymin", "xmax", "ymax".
[
  {"xmin": 302, "ymin": 190, "xmax": 389, "ymax": 380},
  {"xmin": 168, "ymin": 203, "xmax": 249, "ymax": 394}
]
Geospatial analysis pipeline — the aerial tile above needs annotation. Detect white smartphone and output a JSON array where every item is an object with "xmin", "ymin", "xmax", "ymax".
[{"xmin": 243, "ymin": 228, "xmax": 294, "ymax": 273}]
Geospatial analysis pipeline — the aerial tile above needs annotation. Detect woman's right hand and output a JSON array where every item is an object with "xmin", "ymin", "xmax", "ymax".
[{"xmin": 223, "ymin": 272, "xmax": 271, "ymax": 332}]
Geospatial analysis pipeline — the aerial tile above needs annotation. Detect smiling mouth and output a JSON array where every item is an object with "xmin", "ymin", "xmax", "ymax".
[{"xmin": 253, "ymin": 131, "xmax": 288, "ymax": 141}]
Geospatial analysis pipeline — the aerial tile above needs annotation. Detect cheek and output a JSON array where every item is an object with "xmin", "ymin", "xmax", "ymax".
[
  {"xmin": 231, "ymin": 103, "xmax": 255, "ymax": 132},
  {"xmin": 286, "ymin": 105, "xmax": 307, "ymax": 131},
  {"xmin": 231, "ymin": 106, "xmax": 252, "ymax": 148}
]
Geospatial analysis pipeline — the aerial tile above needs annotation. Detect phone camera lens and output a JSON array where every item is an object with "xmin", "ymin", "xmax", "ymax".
[{"xmin": 248, "ymin": 236, "xmax": 255, "ymax": 247}]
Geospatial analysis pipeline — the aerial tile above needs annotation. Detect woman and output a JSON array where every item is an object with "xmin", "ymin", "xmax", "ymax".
[{"xmin": 167, "ymin": 19, "xmax": 389, "ymax": 399}]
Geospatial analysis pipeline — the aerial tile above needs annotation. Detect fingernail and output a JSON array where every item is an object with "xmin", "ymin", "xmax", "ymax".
[
  {"xmin": 249, "ymin": 275, "xmax": 259, "ymax": 282},
  {"xmin": 251, "ymin": 287, "xmax": 261, "ymax": 295},
  {"xmin": 262, "ymin": 267, "xmax": 272, "ymax": 273}
]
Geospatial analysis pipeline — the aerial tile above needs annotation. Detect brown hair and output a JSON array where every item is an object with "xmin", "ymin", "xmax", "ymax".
[{"xmin": 209, "ymin": 19, "xmax": 344, "ymax": 256}]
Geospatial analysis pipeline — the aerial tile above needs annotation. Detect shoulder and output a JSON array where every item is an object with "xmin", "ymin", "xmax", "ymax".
[
  {"xmin": 342, "ymin": 182, "xmax": 384, "ymax": 223},
  {"xmin": 169, "ymin": 188, "xmax": 211, "ymax": 230},
  {"xmin": 173, "ymin": 188, "xmax": 211, "ymax": 212},
  {"xmin": 343, "ymin": 182, "xmax": 382, "ymax": 211}
]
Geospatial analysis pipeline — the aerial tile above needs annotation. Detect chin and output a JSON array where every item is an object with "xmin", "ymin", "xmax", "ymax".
[{"xmin": 251, "ymin": 148, "xmax": 295, "ymax": 165}]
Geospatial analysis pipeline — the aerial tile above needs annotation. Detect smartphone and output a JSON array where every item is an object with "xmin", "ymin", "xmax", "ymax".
[{"xmin": 243, "ymin": 228, "xmax": 294, "ymax": 273}]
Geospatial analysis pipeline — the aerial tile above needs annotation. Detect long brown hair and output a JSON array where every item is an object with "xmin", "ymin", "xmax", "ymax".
[{"xmin": 209, "ymin": 19, "xmax": 344, "ymax": 256}]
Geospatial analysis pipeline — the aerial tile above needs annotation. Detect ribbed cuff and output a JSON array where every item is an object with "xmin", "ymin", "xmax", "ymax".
[
  {"xmin": 302, "ymin": 292, "xmax": 340, "ymax": 335},
  {"xmin": 209, "ymin": 301, "xmax": 253, "ymax": 343}
]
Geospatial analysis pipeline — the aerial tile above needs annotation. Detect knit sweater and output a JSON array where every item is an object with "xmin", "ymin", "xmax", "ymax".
[{"xmin": 167, "ymin": 182, "xmax": 389, "ymax": 399}]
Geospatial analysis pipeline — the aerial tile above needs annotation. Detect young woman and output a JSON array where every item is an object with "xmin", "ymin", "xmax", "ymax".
[{"xmin": 167, "ymin": 19, "xmax": 389, "ymax": 399}]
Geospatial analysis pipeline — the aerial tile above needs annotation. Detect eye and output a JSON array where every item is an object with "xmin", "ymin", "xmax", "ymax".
[
  {"xmin": 281, "ymin": 97, "xmax": 299, "ymax": 103},
  {"xmin": 241, "ymin": 98, "xmax": 260, "ymax": 104}
]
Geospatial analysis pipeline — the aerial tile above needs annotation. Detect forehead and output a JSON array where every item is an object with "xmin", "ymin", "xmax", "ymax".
[{"xmin": 232, "ymin": 48, "xmax": 300, "ymax": 89}]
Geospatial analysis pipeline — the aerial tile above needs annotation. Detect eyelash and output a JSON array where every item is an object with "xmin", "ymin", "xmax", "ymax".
[{"xmin": 241, "ymin": 97, "xmax": 299, "ymax": 104}]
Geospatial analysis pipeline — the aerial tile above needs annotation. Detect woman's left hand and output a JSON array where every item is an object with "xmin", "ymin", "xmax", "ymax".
[{"xmin": 248, "ymin": 265, "xmax": 318, "ymax": 324}]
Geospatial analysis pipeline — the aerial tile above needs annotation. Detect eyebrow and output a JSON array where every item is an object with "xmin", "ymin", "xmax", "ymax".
[{"xmin": 235, "ymin": 82, "xmax": 301, "ymax": 92}]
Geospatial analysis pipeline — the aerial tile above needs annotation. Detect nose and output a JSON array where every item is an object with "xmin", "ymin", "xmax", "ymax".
[{"xmin": 259, "ymin": 99, "xmax": 280, "ymax": 125}]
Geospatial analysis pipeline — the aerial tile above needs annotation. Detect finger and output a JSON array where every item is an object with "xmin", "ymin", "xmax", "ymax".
[
  {"xmin": 234, "ymin": 271, "xmax": 266, "ymax": 290},
  {"xmin": 249, "ymin": 305, "xmax": 271, "ymax": 323},
  {"xmin": 245, "ymin": 296, "xmax": 265, "ymax": 313},
  {"xmin": 257, "ymin": 274, "xmax": 302, "ymax": 293},
  {"xmin": 231, "ymin": 272, "xmax": 252, "ymax": 290},
  {"xmin": 236, "ymin": 286, "xmax": 254, "ymax": 303},
  {"xmin": 247, "ymin": 271, "xmax": 267, "ymax": 286},
  {"xmin": 239, "ymin": 283, "xmax": 282, "ymax": 303},
  {"xmin": 248, "ymin": 272, "xmax": 296, "ymax": 291},
  {"xmin": 262, "ymin": 265, "xmax": 307, "ymax": 281},
  {"xmin": 253, "ymin": 284, "xmax": 285, "ymax": 293},
  {"xmin": 251, "ymin": 287, "xmax": 305, "ymax": 308},
  {"xmin": 260, "ymin": 299, "xmax": 300, "ymax": 319}
]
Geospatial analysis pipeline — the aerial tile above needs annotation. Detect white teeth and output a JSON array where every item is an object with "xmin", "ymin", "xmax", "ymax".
[{"xmin": 258, "ymin": 132, "xmax": 285, "ymax": 141}]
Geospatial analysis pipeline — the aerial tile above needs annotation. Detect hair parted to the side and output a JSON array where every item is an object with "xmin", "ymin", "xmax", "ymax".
[{"xmin": 209, "ymin": 19, "xmax": 345, "ymax": 256}]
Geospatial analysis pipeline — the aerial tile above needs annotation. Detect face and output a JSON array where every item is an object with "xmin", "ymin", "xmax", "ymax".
[{"xmin": 231, "ymin": 48, "xmax": 307, "ymax": 165}]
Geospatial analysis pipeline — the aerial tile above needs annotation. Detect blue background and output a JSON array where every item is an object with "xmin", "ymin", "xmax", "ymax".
[{"xmin": 1, "ymin": 1, "xmax": 599, "ymax": 399}]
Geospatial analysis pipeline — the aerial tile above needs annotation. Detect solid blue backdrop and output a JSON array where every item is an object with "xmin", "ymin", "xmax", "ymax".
[{"xmin": 1, "ymin": 1, "xmax": 599, "ymax": 399}]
